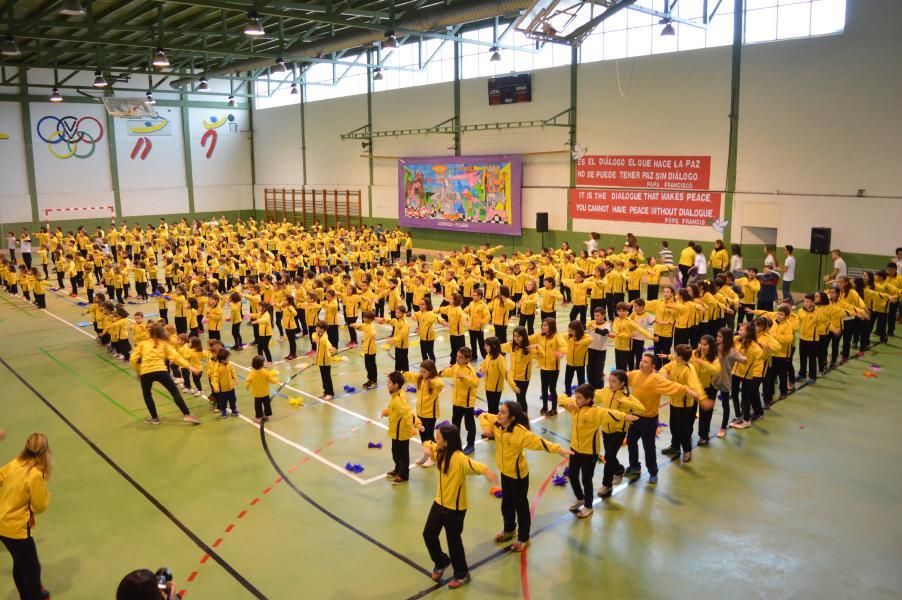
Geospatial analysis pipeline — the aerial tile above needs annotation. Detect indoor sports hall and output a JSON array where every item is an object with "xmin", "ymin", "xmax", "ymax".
[{"xmin": 1, "ymin": 1, "xmax": 900, "ymax": 599}]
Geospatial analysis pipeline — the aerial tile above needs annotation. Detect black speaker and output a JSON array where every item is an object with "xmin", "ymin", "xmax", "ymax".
[
  {"xmin": 536, "ymin": 212, "xmax": 549, "ymax": 233},
  {"xmin": 810, "ymin": 227, "xmax": 832, "ymax": 255}
]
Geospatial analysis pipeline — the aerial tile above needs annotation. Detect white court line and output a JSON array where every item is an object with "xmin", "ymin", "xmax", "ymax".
[
  {"xmin": 235, "ymin": 414, "xmax": 368, "ymax": 485},
  {"xmin": 357, "ymin": 413, "xmax": 549, "ymax": 485},
  {"xmin": 34, "ymin": 291, "xmax": 556, "ymax": 487},
  {"xmin": 38, "ymin": 301, "xmax": 373, "ymax": 484}
]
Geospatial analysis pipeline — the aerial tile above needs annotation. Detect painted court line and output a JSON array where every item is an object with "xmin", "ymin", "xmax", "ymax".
[
  {"xmin": 39, "ymin": 302, "xmax": 372, "ymax": 479},
  {"xmin": 36, "ymin": 293, "xmax": 555, "ymax": 489},
  {"xmin": 236, "ymin": 413, "xmax": 369, "ymax": 485},
  {"xmin": 0, "ymin": 356, "xmax": 266, "ymax": 599},
  {"xmin": 357, "ymin": 414, "xmax": 549, "ymax": 485}
]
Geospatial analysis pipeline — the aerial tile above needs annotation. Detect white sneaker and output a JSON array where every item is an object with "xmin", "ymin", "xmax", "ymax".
[
  {"xmin": 597, "ymin": 485, "xmax": 613, "ymax": 498},
  {"xmin": 415, "ymin": 455, "xmax": 427, "ymax": 466},
  {"xmin": 576, "ymin": 506, "xmax": 593, "ymax": 519},
  {"xmin": 174, "ymin": 377, "xmax": 184, "ymax": 384},
  {"xmin": 192, "ymin": 390, "xmax": 202, "ymax": 397},
  {"xmin": 569, "ymin": 501, "xmax": 584, "ymax": 513},
  {"xmin": 422, "ymin": 458, "xmax": 435, "ymax": 468},
  {"xmin": 182, "ymin": 415, "xmax": 201, "ymax": 425}
]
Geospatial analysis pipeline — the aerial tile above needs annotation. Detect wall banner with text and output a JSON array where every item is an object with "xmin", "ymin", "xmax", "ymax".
[
  {"xmin": 569, "ymin": 188, "xmax": 722, "ymax": 226},
  {"xmin": 575, "ymin": 155, "xmax": 711, "ymax": 190}
]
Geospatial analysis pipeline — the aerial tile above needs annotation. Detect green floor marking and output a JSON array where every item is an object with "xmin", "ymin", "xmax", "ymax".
[
  {"xmin": 39, "ymin": 347, "xmax": 142, "ymax": 420},
  {"xmin": 0, "ymin": 293, "xmax": 37, "ymax": 318}
]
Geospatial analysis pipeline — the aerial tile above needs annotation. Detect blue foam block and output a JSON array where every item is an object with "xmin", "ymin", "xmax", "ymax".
[
  {"xmin": 367, "ymin": 442, "xmax": 383, "ymax": 449},
  {"xmin": 406, "ymin": 385, "xmax": 417, "ymax": 393}
]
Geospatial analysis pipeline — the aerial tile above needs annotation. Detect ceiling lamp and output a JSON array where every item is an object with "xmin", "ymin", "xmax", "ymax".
[
  {"xmin": 660, "ymin": 18, "xmax": 675, "ymax": 36},
  {"xmin": 489, "ymin": 46, "xmax": 501, "ymax": 62},
  {"xmin": 228, "ymin": 95, "xmax": 236, "ymax": 107},
  {"xmin": 373, "ymin": 68, "xmax": 383, "ymax": 81},
  {"xmin": 49, "ymin": 87, "xmax": 63, "ymax": 102},
  {"xmin": 273, "ymin": 57, "xmax": 287, "ymax": 73},
  {"xmin": 145, "ymin": 91, "xmax": 155, "ymax": 104},
  {"xmin": 290, "ymin": 83, "xmax": 299, "ymax": 95},
  {"xmin": 152, "ymin": 48, "xmax": 170, "ymax": 68},
  {"xmin": 197, "ymin": 77, "xmax": 209, "ymax": 91},
  {"xmin": 245, "ymin": 11, "xmax": 265, "ymax": 36},
  {"xmin": 383, "ymin": 31, "xmax": 399, "ymax": 49},
  {"xmin": 93, "ymin": 70, "xmax": 107, "ymax": 88},
  {"xmin": 1, "ymin": 35, "xmax": 20, "ymax": 57},
  {"xmin": 59, "ymin": 0, "xmax": 86, "ymax": 16}
]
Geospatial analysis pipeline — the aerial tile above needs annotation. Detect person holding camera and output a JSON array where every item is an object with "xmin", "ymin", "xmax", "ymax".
[
  {"xmin": 0, "ymin": 432, "xmax": 52, "ymax": 600},
  {"xmin": 116, "ymin": 568, "xmax": 182, "ymax": 600}
]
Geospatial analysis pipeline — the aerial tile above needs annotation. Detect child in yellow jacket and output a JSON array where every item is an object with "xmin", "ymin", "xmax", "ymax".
[
  {"xmin": 311, "ymin": 319, "xmax": 336, "ymax": 400},
  {"xmin": 558, "ymin": 383, "xmax": 638, "ymax": 516},
  {"xmin": 212, "ymin": 347, "xmax": 239, "ymax": 418},
  {"xmin": 382, "ymin": 371, "xmax": 423, "ymax": 485},
  {"xmin": 247, "ymin": 355, "xmax": 280, "ymax": 422},
  {"xmin": 479, "ymin": 401, "xmax": 572, "ymax": 551},
  {"xmin": 440, "ymin": 347, "xmax": 480, "ymax": 452}
]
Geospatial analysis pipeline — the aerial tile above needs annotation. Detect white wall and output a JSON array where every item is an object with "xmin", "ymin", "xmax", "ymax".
[
  {"xmin": 0, "ymin": 101, "xmax": 32, "ymax": 223},
  {"xmin": 0, "ymin": 68, "xmax": 252, "ymax": 224},
  {"xmin": 733, "ymin": 0, "xmax": 902, "ymax": 255},
  {"xmin": 250, "ymin": 0, "xmax": 901, "ymax": 257}
]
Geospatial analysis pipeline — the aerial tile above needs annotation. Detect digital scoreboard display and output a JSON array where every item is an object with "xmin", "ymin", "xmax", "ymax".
[{"xmin": 488, "ymin": 74, "xmax": 532, "ymax": 105}]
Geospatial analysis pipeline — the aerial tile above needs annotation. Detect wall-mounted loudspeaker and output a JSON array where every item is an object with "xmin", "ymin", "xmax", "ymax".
[
  {"xmin": 810, "ymin": 227, "xmax": 832, "ymax": 255},
  {"xmin": 536, "ymin": 212, "xmax": 549, "ymax": 233}
]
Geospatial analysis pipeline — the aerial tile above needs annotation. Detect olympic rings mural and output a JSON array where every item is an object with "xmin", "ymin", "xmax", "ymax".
[{"xmin": 36, "ymin": 115, "xmax": 105, "ymax": 160}]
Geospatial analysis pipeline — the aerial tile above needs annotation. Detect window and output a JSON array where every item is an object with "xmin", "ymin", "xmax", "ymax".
[{"xmin": 255, "ymin": 0, "xmax": 846, "ymax": 108}]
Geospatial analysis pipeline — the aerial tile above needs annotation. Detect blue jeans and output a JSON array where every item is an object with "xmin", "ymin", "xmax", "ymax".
[{"xmin": 782, "ymin": 279, "xmax": 793, "ymax": 302}]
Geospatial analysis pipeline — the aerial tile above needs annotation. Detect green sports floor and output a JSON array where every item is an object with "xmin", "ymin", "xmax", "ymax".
[{"xmin": 1, "ymin": 288, "xmax": 901, "ymax": 600}]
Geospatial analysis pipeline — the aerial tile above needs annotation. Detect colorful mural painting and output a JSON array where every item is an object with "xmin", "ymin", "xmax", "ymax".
[{"xmin": 398, "ymin": 155, "xmax": 522, "ymax": 235}]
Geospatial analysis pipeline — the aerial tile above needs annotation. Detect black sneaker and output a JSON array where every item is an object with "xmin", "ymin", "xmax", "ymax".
[
  {"xmin": 751, "ymin": 413, "xmax": 764, "ymax": 422},
  {"xmin": 624, "ymin": 466, "xmax": 641, "ymax": 478},
  {"xmin": 661, "ymin": 446, "xmax": 680, "ymax": 456}
]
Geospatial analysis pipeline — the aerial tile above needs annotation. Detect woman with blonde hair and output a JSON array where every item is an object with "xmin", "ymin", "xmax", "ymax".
[{"xmin": 0, "ymin": 432, "xmax": 53, "ymax": 600}]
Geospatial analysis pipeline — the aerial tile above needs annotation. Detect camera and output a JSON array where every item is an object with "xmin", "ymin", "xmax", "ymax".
[{"xmin": 155, "ymin": 568, "xmax": 174, "ymax": 599}]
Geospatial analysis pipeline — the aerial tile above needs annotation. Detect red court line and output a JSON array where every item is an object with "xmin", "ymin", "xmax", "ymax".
[
  {"xmin": 182, "ymin": 432, "xmax": 349, "ymax": 591},
  {"xmin": 521, "ymin": 458, "xmax": 569, "ymax": 600}
]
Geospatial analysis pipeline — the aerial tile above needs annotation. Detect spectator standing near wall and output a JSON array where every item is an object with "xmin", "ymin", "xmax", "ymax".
[
  {"xmin": 730, "ymin": 245, "xmax": 744, "ymax": 276},
  {"xmin": 763, "ymin": 246, "xmax": 777, "ymax": 270},
  {"xmin": 779, "ymin": 245, "xmax": 796, "ymax": 302},
  {"xmin": 659, "ymin": 241, "xmax": 673, "ymax": 266},
  {"xmin": 825, "ymin": 249, "xmax": 847, "ymax": 284}
]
